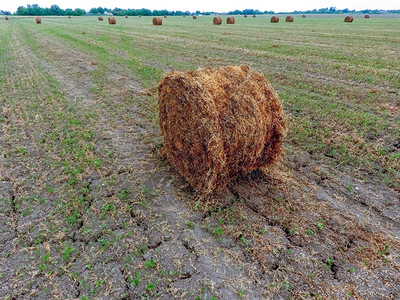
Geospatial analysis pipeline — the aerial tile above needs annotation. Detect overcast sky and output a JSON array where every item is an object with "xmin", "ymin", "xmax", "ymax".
[{"xmin": 1, "ymin": 0, "xmax": 398, "ymax": 13}]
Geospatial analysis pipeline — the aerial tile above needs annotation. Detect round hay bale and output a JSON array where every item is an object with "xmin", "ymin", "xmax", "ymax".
[
  {"xmin": 285, "ymin": 16, "xmax": 294, "ymax": 22},
  {"xmin": 36, "ymin": 17, "xmax": 41, "ymax": 24},
  {"xmin": 5, "ymin": 17, "xmax": 9, "ymax": 20},
  {"xmin": 98, "ymin": 16, "xmax": 103, "ymax": 21},
  {"xmin": 244, "ymin": 14, "xmax": 248, "ymax": 18},
  {"xmin": 125, "ymin": 15, "xmax": 128, "ymax": 18},
  {"xmin": 108, "ymin": 17, "xmax": 116, "ymax": 24},
  {"xmin": 164, "ymin": 15, "xmax": 167, "ymax": 18},
  {"xmin": 270, "ymin": 16, "xmax": 279, "ymax": 23},
  {"xmin": 253, "ymin": 15, "xmax": 257, "ymax": 18},
  {"xmin": 213, "ymin": 16, "xmax": 222, "ymax": 25},
  {"xmin": 153, "ymin": 17, "xmax": 162, "ymax": 25},
  {"xmin": 344, "ymin": 16, "xmax": 353, "ymax": 23},
  {"xmin": 365, "ymin": 15, "xmax": 370, "ymax": 18},
  {"xmin": 158, "ymin": 65, "xmax": 286, "ymax": 195},
  {"xmin": 68, "ymin": 16, "xmax": 71, "ymax": 19},
  {"xmin": 227, "ymin": 16, "xmax": 235, "ymax": 24},
  {"xmin": 302, "ymin": 15, "xmax": 306, "ymax": 18},
  {"xmin": 193, "ymin": 15, "xmax": 197, "ymax": 19},
  {"xmin": 139, "ymin": 15, "xmax": 142, "ymax": 17}
]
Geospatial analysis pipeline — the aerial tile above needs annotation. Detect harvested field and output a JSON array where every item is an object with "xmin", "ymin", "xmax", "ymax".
[{"xmin": 0, "ymin": 15, "xmax": 399, "ymax": 299}]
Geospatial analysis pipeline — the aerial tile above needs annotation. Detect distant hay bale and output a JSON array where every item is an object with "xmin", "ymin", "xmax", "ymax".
[
  {"xmin": 108, "ymin": 17, "xmax": 116, "ymax": 24},
  {"xmin": 270, "ymin": 16, "xmax": 279, "ymax": 23},
  {"xmin": 213, "ymin": 16, "xmax": 222, "ymax": 25},
  {"xmin": 253, "ymin": 15, "xmax": 256, "ymax": 18},
  {"xmin": 193, "ymin": 15, "xmax": 197, "ymax": 19},
  {"xmin": 5, "ymin": 17, "xmax": 9, "ymax": 20},
  {"xmin": 365, "ymin": 15, "xmax": 370, "ymax": 18},
  {"xmin": 344, "ymin": 16, "xmax": 354, "ymax": 23},
  {"xmin": 98, "ymin": 16, "xmax": 103, "ymax": 21},
  {"xmin": 302, "ymin": 15, "xmax": 306, "ymax": 18},
  {"xmin": 244, "ymin": 15, "xmax": 247, "ymax": 18},
  {"xmin": 164, "ymin": 15, "xmax": 167, "ymax": 18},
  {"xmin": 227, "ymin": 16, "xmax": 235, "ymax": 24},
  {"xmin": 36, "ymin": 17, "xmax": 41, "ymax": 24},
  {"xmin": 285, "ymin": 16, "xmax": 294, "ymax": 22},
  {"xmin": 158, "ymin": 65, "xmax": 286, "ymax": 195},
  {"xmin": 183, "ymin": 15, "xmax": 186, "ymax": 17},
  {"xmin": 139, "ymin": 15, "xmax": 142, "ymax": 17},
  {"xmin": 153, "ymin": 17, "xmax": 162, "ymax": 25},
  {"xmin": 68, "ymin": 16, "xmax": 71, "ymax": 19},
  {"xmin": 125, "ymin": 15, "xmax": 128, "ymax": 18}
]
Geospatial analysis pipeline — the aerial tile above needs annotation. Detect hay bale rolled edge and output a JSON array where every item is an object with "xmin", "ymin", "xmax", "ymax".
[
  {"xmin": 271, "ymin": 16, "xmax": 279, "ymax": 23},
  {"xmin": 158, "ymin": 65, "xmax": 286, "ymax": 195},
  {"xmin": 36, "ymin": 17, "xmax": 41, "ymax": 24},
  {"xmin": 227, "ymin": 16, "xmax": 235, "ymax": 24},
  {"xmin": 193, "ymin": 15, "xmax": 197, "ymax": 19},
  {"xmin": 213, "ymin": 16, "xmax": 222, "ymax": 25},
  {"xmin": 108, "ymin": 17, "xmax": 116, "ymax": 24},
  {"xmin": 285, "ymin": 16, "xmax": 294, "ymax": 22},
  {"xmin": 344, "ymin": 16, "xmax": 353, "ymax": 22},
  {"xmin": 98, "ymin": 16, "xmax": 103, "ymax": 21},
  {"xmin": 153, "ymin": 17, "xmax": 162, "ymax": 25}
]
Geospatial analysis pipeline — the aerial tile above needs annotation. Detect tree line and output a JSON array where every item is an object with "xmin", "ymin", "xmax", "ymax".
[{"xmin": 2, "ymin": 4, "xmax": 399, "ymax": 16}]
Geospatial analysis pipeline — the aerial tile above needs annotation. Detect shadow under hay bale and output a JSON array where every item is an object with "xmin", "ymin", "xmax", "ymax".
[
  {"xmin": 227, "ymin": 16, "xmax": 235, "ymax": 24},
  {"xmin": 98, "ymin": 16, "xmax": 103, "ymax": 21},
  {"xmin": 344, "ymin": 16, "xmax": 354, "ymax": 23},
  {"xmin": 158, "ymin": 65, "xmax": 286, "ymax": 195},
  {"xmin": 365, "ymin": 15, "xmax": 370, "ymax": 18},
  {"xmin": 153, "ymin": 17, "xmax": 162, "ymax": 25},
  {"xmin": 213, "ymin": 16, "xmax": 222, "ymax": 25},
  {"xmin": 271, "ymin": 16, "xmax": 279, "ymax": 23},
  {"xmin": 286, "ymin": 16, "xmax": 294, "ymax": 22},
  {"xmin": 36, "ymin": 17, "xmax": 41, "ymax": 24},
  {"xmin": 108, "ymin": 17, "xmax": 116, "ymax": 24}
]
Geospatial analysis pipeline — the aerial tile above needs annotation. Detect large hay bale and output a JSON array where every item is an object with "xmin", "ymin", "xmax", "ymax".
[
  {"xmin": 271, "ymin": 16, "xmax": 279, "ymax": 23},
  {"xmin": 153, "ymin": 17, "xmax": 162, "ymax": 25},
  {"xmin": 108, "ymin": 17, "xmax": 116, "ymax": 24},
  {"xmin": 98, "ymin": 16, "xmax": 103, "ymax": 21},
  {"xmin": 344, "ymin": 16, "xmax": 354, "ymax": 23},
  {"xmin": 193, "ymin": 15, "xmax": 197, "ymax": 19},
  {"xmin": 302, "ymin": 15, "xmax": 306, "ymax": 18},
  {"xmin": 213, "ymin": 16, "xmax": 222, "ymax": 25},
  {"xmin": 365, "ymin": 15, "xmax": 370, "ymax": 18},
  {"xmin": 285, "ymin": 16, "xmax": 294, "ymax": 22},
  {"xmin": 158, "ymin": 66, "xmax": 286, "ymax": 195},
  {"xmin": 227, "ymin": 16, "xmax": 235, "ymax": 24},
  {"xmin": 36, "ymin": 17, "xmax": 41, "ymax": 24}
]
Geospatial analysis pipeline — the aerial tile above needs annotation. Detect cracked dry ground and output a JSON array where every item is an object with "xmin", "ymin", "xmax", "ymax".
[{"xmin": 1, "ymin": 21, "xmax": 400, "ymax": 300}]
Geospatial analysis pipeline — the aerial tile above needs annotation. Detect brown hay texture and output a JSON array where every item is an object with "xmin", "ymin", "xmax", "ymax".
[
  {"xmin": 302, "ymin": 15, "xmax": 306, "ymax": 18},
  {"xmin": 244, "ymin": 15, "xmax": 248, "ymax": 18},
  {"xmin": 158, "ymin": 65, "xmax": 286, "ymax": 195},
  {"xmin": 98, "ymin": 16, "xmax": 103, "ymax": 21},
  {"xmin": 270, "ymin": 16, "xmax": 279, "ymax": 23},
  {"xmin": 153, "ymin": 17, "xmax": 162, "ymax": 25},
  {"xmin": 68, "ymin": 16, "xmax": 71, "ymax": 19},
  {"xmin": 164, "ymin": 15, "xmax": 167, "ymax": 18},
  {"xmin": 36, "ymin": 17, "xmax": 41, "ymax": 24},
  {"xmin": 193, "ymin": 15, "xmax": 197, "ymax": 19},
  {"xmin": 227, "ymin": 16, "xmax": 235, "ymax": 24},
  {"xmin": 344, "ymin": 16, "xmax": 354, "ymax": 22},
  {"xmin": 253, "ymin": 15, "xmax": 257, "ymax": 18},
  {"xmin": 125, "ymin": 15, "xmax": 128, "ymax": 18},
  {"xmin": 285, "ymin": 16, "xmax": 294, "ymax": 22},
  {"xmin": 365, "ymin": 15, "xmax": 370, "ymax": 18},
  {"xmin": 108, "ymin": 17, "xmax": 116, "ymax": 24},
  {"xmin": 213, "ymin": 16, "xmax": 222, "ymax": 25},
  {"xmin": 5, "ymin": 17, "xmax": 9, "ymax": 20}
]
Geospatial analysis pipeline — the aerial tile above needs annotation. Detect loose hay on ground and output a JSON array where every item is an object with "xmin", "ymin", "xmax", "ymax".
[{"xmin": 158, "ymin": 66, "xmax": 286, "ymax": 195}]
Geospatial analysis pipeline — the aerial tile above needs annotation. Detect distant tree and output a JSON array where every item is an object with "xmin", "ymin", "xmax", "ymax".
[
  {"xmin": 74, "ymin": 8, "xmax": 86, "ymax": 16},
  {"xmin": 97, "ymin": 7, "xmax": 105, "ymax": 14},
  {"xmin": 89, "ymin": 8, "xmax": 99, "ymax": 14},
  {"xmin": 65, "ymin": 8, "xmax": 74, "ymax": 15}
]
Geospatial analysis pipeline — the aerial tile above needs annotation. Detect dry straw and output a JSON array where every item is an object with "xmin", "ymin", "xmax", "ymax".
[
  {"xmin": 36, "ymin": 17, "xmax": 41, "ymax": 24},
  {"xmin": 227, "ymin": 16, "xmax": 235, "ymax": 24},
  {"xmin": 244, "ymin": 14, "xmax": 248, "ymax": 18},
  {"xmin": 153, "ymin": 17, "xmax": 162, "ymax": 25},
  {"xmin": 271, "ymin": 16, "xmax": 279, "ymax": 23},
  {"xmin": 344, "ymin": 16, "xmax": 354, "ymax": 22},
  {"xmin": 286, "ymin": 16, "xmax": 294, "ymax": 22},
  {"xmin": 302, "ymin": 14, "xmax": 306, "ymax": 18},
  {"xmin": 164, "ymin": 15, "xmax": 167, "ymax": 18},
  {"xmin": 98, "ymin": 16, "xmax": 103, "ymax": 21},
  {"xmin": 193, "ymin": 15, "xmax": 197, "ymax": 19},
  {"xmin": 213, "ymin": 16, "xmax": 222, "ymax": 25},
  {"xmin": 158, "ymin": 65, "xmax": 286, "ymax": 195},
  {"xmin": 68, "ymin": 16, "xmax": 71, "ymax": 19},
  {"xmin": 125, "ymin": 15, "xmax": 128, "ymax": 18},
  {"xmin": 5, "ymin": 17, "xmax": 9, "ymax": 20},
  {"xmin": 108, "ymin": 17, "xmax": 116, "ymax": 24},
  {"xmin": 365, "ymin": 15, "xmax": 370, "ymax": 18},
  {"xmin": 253, "ymin": 14, "xmax": 256, "ymax": 18}
]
